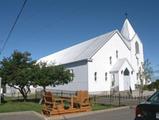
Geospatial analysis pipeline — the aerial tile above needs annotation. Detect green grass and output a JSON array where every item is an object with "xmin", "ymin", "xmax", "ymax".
[
  {"xmin": 92, "ymin": 103, "xmax": 116, "ymax": 111},
  {"xmin": 0, "ymin": 100, "xmax": 116, "ymax": 113},
  {"xmin": 0, "ymin": 101, "xmax": 42, "ymax": 113}
]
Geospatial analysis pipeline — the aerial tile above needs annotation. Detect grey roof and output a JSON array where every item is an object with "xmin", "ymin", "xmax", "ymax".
[
  {"xmin": 110, "ymin": 58, "xmax": 134, "ymax": 73},
  {"xmin": 38, "ymin": 30, "xmax": 131, "ymax": 65}
]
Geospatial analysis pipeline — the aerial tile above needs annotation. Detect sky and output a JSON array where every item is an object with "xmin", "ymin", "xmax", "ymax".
[{"xmin": 0, "ymin": 0, "xmax": 159, "ymax": 77}]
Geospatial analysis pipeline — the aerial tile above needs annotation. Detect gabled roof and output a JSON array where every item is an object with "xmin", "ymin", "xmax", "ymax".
[
  {"xmin": 110, "ymin": 58, "xmax": 134, "ymax": 73},
  {"xmin": 38, "ymin": 30, "xmax": 131, "ymax": 65},
  {"xmin": 121, "ymin": 19, "xmax": 136, "ymax": 40}
]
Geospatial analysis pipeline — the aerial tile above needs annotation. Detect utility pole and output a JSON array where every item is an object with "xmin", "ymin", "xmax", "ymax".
[{"xmin": 0, "ymin": 77, "xmax": 1, "ymax": 104}]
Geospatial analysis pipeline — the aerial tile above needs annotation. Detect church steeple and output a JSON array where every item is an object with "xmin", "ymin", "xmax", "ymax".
[{"xmin": 121, "ymin": 19, "xmax": 136, "ymax": 40}]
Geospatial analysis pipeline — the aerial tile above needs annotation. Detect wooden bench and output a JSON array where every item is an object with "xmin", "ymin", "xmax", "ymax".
[
  {"xmin": 42, "ymin": 91, "xmax": 64, "ymax": 116},
  {"xmin": 73, "ymin": 91, "xmax": 91, "ymax": 111},
  {"xmin": 42, "ymin": 91, "xmax": 91, "ymax": 116}
]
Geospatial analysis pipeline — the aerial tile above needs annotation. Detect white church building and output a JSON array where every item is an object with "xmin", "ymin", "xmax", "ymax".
[{"xmin": 38, "ymin": 19, "xmax": 144, "ymax": 93}]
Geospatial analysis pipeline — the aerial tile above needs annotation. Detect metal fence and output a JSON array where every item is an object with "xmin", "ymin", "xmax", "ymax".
[
  {"xmin": 48, "ymin": 90, "xmax": 150, "ymax": 106},
  {"xmin": 3, "ymin": 89, "xmax": 151, "ymax": 106},
  {"xmin": 91, "ymin": 95, "xmax": 150, "ymax": 106},
  {"xmin": 3, "ymin": 91, "xmax": 42, "ymax": 102}
]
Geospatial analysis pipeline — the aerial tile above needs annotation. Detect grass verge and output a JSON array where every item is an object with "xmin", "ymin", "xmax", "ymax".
[
  {"xmin": 0, "ymin": 101, "xmax": 42, "ymax": 113},
  {"xmin": 92, "ymin": 103, "xmax": 116, "ymax": 111},
  {"xmin": 0, "ymin": 100, "xmax": 117, "ymax": 113}
]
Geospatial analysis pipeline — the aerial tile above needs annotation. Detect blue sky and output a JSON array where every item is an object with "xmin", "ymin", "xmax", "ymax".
[{"xmin": 0, "ymin": 0, "xmax": 159, "ymax": 77}]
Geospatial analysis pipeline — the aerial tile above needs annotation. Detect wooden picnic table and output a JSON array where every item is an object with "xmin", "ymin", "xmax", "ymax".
[{"xmin": 60, "ymin": 96, "xmax": 74, "ymax": 109}]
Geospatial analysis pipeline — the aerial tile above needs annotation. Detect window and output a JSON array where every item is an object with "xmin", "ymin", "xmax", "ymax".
[
  {"xmin": 116, "ymin": 50, "xmax": 118, "ymax": 59},
  {"xmin": 109, "ymin": 56, "xmax": 112, "ymax": 65},
  {"xmin": 111, "ymin": 74, "xmax": 115, "ymax": 87},
  {"xmin": 70, "ymin": 69, "xmax": 74, "ymax": 80},
  {"xmin": 147, "ymin": 91, "xmax": 159, "ymax": 103},
  {"xmin": 105, "ymin": 72, "xmax": 107, "ymax": 81},
  {"xmin": 124, "ymin": 68, "xmax": 130, "ymax": 76},
  {"xmin": 131, "ymin": 71, "xmax": 133, "ymax": 75},
  {"xmin": 135, "ymin": 41, "xmax": 140, "ymax": 54},
  {"xmin": 94, "ymin": 72, "xmax": 97, "ymax": 81}
]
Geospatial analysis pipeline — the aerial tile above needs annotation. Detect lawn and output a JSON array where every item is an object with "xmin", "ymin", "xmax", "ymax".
[
  {"xmin": 0, "ymin": 100, "xmax": 116, "ymax": 113},
  {"xmin": 0, "ymin": 101, "xmax": 42, "ymax": 113}
]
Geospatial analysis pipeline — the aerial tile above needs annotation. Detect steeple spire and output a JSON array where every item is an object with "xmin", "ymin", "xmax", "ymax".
[{"xmin": 121, "ymin": 18, "xmax": 136, "ymax": 40}]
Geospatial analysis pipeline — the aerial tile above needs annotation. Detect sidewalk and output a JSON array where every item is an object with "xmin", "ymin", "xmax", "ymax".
[
  {"xmin": 0, "ymin": 111, "xmax": 45, "ymax": 120},
  {"xmin": 0, "ymin": 106, "xmax": 134, "ymax": 120},
  {"xmin": 45, "ymin": 106, "xmax": 130, "ymax": 120}
]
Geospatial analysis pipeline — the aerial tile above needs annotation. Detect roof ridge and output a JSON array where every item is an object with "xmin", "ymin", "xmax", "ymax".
[
  {"xmin": 38, "ymin": 30, "xmax": 122, "ymax": 65},
  {"xmin": 73, "ymin": 30, "xmax": 117, "ymax": 60},
  {"xmin": 88, "ymin": 30, "xmax": 117, "ymax": 59}
]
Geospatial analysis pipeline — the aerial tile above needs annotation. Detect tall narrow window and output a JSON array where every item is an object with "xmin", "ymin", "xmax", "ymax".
[
  {"xmin": 94, "ymin": 72, "xmax": 97, "ymax": 81},
  {"xmin": 135, "ymin": 41, "xmax": 140, "ymax": 54},
  {"xmin": 105, "ymin": 72, "xmax": 107, "ymax": 81},
  {"xmin": 109, "ymin": 56, "xmax": 112, "ymax": 65},
  {"xmin": 70, "ymin": 69, "xmax": 74, "ymax": 80},
  {"xmin": 116, "ymin": 50, "xmax": 118, "ymax": 59},
  {"xmin": 111, "ymin": 74, "xmax": 115, "ymax": 87}
]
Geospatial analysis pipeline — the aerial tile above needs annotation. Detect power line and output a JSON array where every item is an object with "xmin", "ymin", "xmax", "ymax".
[{"xmin": 0, "ymin": 0, "xmax": 28, "ymax": 55}]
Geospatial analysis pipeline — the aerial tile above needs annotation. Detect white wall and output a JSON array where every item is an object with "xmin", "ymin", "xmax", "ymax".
[
  {"xmin": 48, "ymin": 60, "xmax": 88, "ymax": 91},
  {"xmin": 130, "ymin": 34, "xmax": 144, "ymax": 85},
  {"xmin": 88, "ymin": 33, "xmax": 131, "ymax": 92}
]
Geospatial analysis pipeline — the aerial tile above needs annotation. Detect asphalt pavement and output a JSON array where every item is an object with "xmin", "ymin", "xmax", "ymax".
[{"xmin": 67, "ymin": 107, "xmax": 135, "ymax": 120}]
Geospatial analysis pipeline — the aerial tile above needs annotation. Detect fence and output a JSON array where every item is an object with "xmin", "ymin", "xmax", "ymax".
[
  {"xmin": 3, "ymin": 89, "xmax": 151, "ymax": 106},
  {"xmin": 91, "ymin": 94, "xmax": 150, "ymax": 106},
  {"xmin": 48, "ymin": 90, "xmax": 151, "ymax": 106},
  {"xmin": 3, "ymin": 90, "xmax": 42, "ymax": 102}
]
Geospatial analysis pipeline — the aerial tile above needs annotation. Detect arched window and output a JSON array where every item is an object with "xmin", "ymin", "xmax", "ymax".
[
  {"xmin": 135, "ymin": 41, "xmax": 139, "ymax": 54},
  {"xmin": 124, "ymin": 68, "xmax": 130, "ymax": 76}
]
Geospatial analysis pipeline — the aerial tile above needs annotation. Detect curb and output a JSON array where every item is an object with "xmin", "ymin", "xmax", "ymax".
[{"xmin": 45, "ymin": 106, "xmax": 130, "ymax": 120}]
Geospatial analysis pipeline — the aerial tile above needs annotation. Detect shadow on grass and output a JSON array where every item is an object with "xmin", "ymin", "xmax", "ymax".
[{"xmin": 2, "ymin": 98, "xmax": 41, "ymax": 104}]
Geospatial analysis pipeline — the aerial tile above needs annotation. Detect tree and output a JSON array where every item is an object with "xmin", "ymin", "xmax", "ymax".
[
  {"xmin": 0, "ymin": 50, "xmax": 35, "ymax": 101},
  {"xmin": 33, "ymin": 62, "xmax": 73, "ymax": 92},
  {"xmin": 0, "ymin": 50, "xmax": 73, "ymax": 101},
  {"xmin": 138, "ymin": 59, "xmax": 153, "ymax": 96},
  {"xmin": 144, "ymin": 79, "xmax": 159, "ymax": 91}
]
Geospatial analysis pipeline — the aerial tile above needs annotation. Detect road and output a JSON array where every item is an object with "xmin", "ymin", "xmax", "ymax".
[{"xmin": 67, "ymin": 107, "xmax": 135, "ymax": 120}]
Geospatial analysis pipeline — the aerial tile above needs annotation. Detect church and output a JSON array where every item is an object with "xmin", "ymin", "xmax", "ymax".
[{"xmin": 38, "ymin": 19, "xmax": 144, "ymax": 93}]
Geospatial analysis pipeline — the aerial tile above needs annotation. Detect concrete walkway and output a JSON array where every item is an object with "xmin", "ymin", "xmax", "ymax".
[
  {"xmin": 0, "ymin": 111, "xmax": 45, "ymax": 120},
  {"xmin": 0, "ymin": 106, "xmax": 135, "ymax": 120},
  {"xmin": 45, "ymin": 106, "xmax": 134, "ymax": 120}
]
